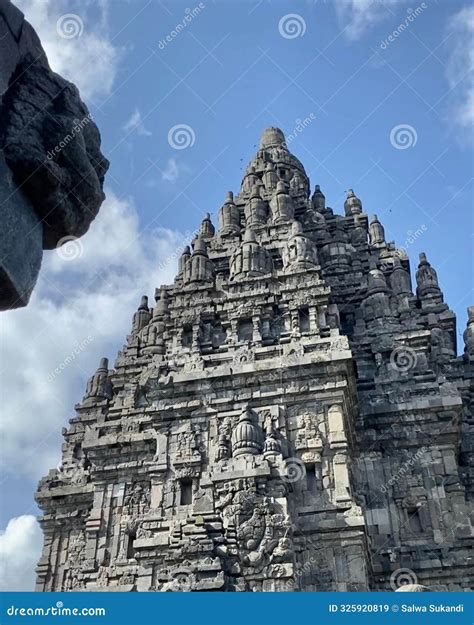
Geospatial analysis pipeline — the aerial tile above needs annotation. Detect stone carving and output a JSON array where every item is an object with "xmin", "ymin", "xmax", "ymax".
[
  {"xmin": 35, "ymin": 127, "xmax": 474, "ymax": 593},
  {"xmin": 231, "ymin": 407, "xmax": 264, "ymax": 457},
  {"xmin": 271, "ymin": 181, "xmax": 295, "ymax": 224},
  {"xmin": 1, "ymin": 54, "xmax": 108, "ymax": 249},
  {"xmin": 232, "ymin": 345, "xmax": 255, "ymax": 364},
  {"xmin": 230, "ymin": 229, "xmax": 273, "ymax": 279},
  {"xmin": 0, "ymin": 4, "xmax": 108, "ymax": 309},
  {"xmin": 124, "ymin": 483, "xmax": 150, "ymax": 514},
  {"xmin": 84, "ymin": 357, "xmax": 112, "ymax": 400},
  {"xmin": 282, "ymin": 221, "xmax": 318, "ymax": 270},
  {"xmin": 217, "ymin": 418, "xmax": 232, "ymax": 461}
]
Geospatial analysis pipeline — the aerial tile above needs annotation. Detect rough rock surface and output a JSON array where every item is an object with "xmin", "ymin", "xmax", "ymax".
[
  {"xmin": 0, "ymin": 0, "xmax": 109, "ymax": 308},
  {"xmin": 35, "ymin": 128, "xmax": 474, "ymax": 592},
  {"xmin": 1, "ymin": 54, "xmax": 109, "ymax": 249}
]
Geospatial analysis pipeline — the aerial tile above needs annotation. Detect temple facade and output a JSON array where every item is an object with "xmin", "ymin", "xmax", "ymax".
[{"xmin": 35, "ymin": 128, "xmax": 474, "ymax": 592}]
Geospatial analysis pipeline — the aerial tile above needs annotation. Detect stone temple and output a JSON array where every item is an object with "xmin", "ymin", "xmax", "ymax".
[{"xmin": 35, "ymin": 127, "xmax": 474, "ymax": 592}]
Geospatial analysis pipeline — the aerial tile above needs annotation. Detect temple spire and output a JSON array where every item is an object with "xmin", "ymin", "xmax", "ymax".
[{"xmin": 344, "ymin": 189, "xmax": 362, "ymax": 216}]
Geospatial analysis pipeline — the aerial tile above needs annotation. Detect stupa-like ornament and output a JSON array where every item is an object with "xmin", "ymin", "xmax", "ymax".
[{"xmin": 35, "ymin": 128, "xmax": 474, "ymax": 592}]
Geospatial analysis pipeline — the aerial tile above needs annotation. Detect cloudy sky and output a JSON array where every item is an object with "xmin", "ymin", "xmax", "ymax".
[{"xmin": 1, "ymin": 0, "xmax": 472, "ymax": 590}]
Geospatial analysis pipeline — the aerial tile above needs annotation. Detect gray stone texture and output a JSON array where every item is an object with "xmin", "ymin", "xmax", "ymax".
[
  {"xmin": 0, "ymin": 0, "xmax": 109, "ymax": 309},
  {"xmin": 35, "ymin": 127, "xmax": 474, "ymax": 592}
]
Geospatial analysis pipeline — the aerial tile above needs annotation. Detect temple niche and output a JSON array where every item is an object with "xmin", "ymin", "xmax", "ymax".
[{"xmin": 35, "ymin": 127, "xmax": 473, "ymax": 592}]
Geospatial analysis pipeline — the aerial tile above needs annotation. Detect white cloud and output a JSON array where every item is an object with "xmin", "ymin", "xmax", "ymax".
[
  {"xmin": 123, "ymin": 109, "xmax": 153, "ymax": 137},
  {"xmin": 161, "ymin": 158, "xmax": 180, "ymax": 183},
  {"xmin": 334, "ymin": 0, "xmax": 405, "ymax": 41},
  {"xmin": 0, "ymin": 191, "xmax": 190, "ymax": 482},
  {"xmin": 15, "ymin": 0, "xmax": 121, "ymax": 101},
  {"xmin": 445, "ymin": 5, "xmax": 474, "ymax": 131},
  {"xmin": 0, "ymin": 515, "xmax": 42, "ymax": 591}
]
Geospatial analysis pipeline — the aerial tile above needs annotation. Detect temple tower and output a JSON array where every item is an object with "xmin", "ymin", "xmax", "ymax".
[{"xmin": 35, "ymin": 128, "xmax": 473, "ymax": 592}]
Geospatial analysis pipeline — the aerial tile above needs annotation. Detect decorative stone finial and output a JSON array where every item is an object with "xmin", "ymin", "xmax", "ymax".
[
  {"xmin": 178, "ymin": 246, "xmax": 191, "ymax": 276},
  {"xmin": 366, "ymin": 269, "xmax": 389, "ymax": 295},
  {"xmin": 132, "ymin": 295, "xmax": 151, "ymax": 333},
  {"xmin": 84, "ymin": 357, "xmax": 112, "ymax": 401},
  {"xmin": 263, "ymin": 429, "xmax": 282, "ymax": 459},
  {"xmin": 153, "ymin": 287, "xmax": 169, "ymax": 317},
  {"xmin": 183, "ymin": 237, "xmax": 214, "ymax": 284},
  {"xmin": 282, "ymin": 220, "xmax": 318, "ymax": 270},
  {"xmin": 312, "ymin": 184, "xmax": 326, "ymax": 211},
  {"xmin": 351, "ymin": 214, "xmax": 368, "ymax": 246},
  {"xmin": 290, "ymin": 171, "xmax": 308, "ymax": 195},
  {"xmin": 271, "ymin": 181, "xmax": 294, "ymax": 224},
  {"xmin": 241, "ymin": 166, "xmax": 260, "ymax": 195},
  {"xmin": 199, "ymin": 213, "xmax": 215, "ymax": 238},
  {"xmin": 390, "ymin": 257, "xmax": 412, "ymax": 295},
  {"xmin": 416, "ymin": 252, "xmax": 441, "ymax": 299},
  {"xmin": 231, "ymin": 407, "xmax": 264, "ymax": 457},
  {"xmin": 259, "ymin": 127, "xmax": 286, "ymax": 150},
  {"xmin": 193, "ymin": 237, "xmax": 208, "ymax": 255},
  {"xmin": 263, "ymin": 162, "xmax": 279, "ymax": 191},
  {"xmin": 244, "ymin": 184, "xmax": 268, "ymax": 228},
  {"xmin": 369, "ymin": 214, "xmax": 385, "ymax": 245},
  {"xmin": 219, "ymin": 191, "xmax": 240, "ymax": 236},
  {"xmin": 230, "ymin": 228, "xmax": 272, "ymax": 278},
  {"xmin": 344, "ymin": 188, "xmax": 362, "ymax": 216}
]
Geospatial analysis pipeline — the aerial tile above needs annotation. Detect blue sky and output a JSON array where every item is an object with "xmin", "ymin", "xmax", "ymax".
[
  {"xmin": 99, "ymin": 0, "xmax": 472, "ymax": 327},
  {"xmin": 0, "ymin": 0, "xmax": 472, "ymax": 590}
]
